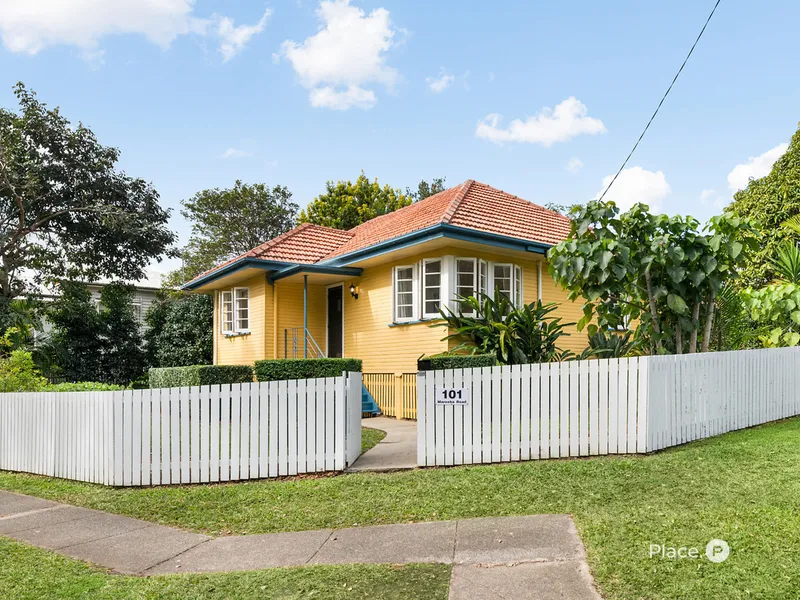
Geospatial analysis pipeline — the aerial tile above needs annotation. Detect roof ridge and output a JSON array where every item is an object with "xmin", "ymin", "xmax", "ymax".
[{"xmin": 441, "ymin": 179, "xmax": 474, "ymax": 224}]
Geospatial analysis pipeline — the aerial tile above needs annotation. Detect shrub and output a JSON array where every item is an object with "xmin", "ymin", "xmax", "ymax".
[
  {"xmin": 149, "ymin": 364, "xmax": 254, "ymax": 388},
  {"xmin": 145, "ymin": 292, "xmax": 213, "ymax": 368},
  {"xmin": 418, "ymin": 353, "xmax": 496, "ymax": 371},
  {"xmin": 254, "ymin": 358, "xmax": 362, "ymax": 381},
  {"xmin": 0, "ymin": 349, "xmax": 47, "ymax": 392},
  {"xmin": 587, "ymin": 330, "xmax": 644, "ymax": 358},
  {"xmin": 43, "ymin": 382, "xmax": 126, "ymax": 392}
]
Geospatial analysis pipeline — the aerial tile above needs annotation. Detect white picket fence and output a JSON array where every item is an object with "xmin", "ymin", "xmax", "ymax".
[
  {"xmin": 416, "ymin": 347, "xmax": 800, "ymax": 467},
  {"xmin": 0, "ymin": 373, "xmax": 362, "ymax": 486}
]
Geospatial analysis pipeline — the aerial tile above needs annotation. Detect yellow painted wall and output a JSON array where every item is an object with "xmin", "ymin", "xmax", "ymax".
[
  {"xmin": 273, "ymin": 280, "xmax": 327, "ymax": 358},
  {"xmin": 214, "ymin": 274, "xmax": 271, "ymax": 366}
]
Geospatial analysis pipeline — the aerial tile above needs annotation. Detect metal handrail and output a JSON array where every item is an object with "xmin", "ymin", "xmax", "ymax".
[{"xmin": 284, "ymin": 327, "xmax": 326, "ymax": 359}]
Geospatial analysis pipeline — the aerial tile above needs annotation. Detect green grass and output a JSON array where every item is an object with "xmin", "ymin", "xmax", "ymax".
[
  {"xmin": 361, "ymin": 425, "xmax": 387, "ymax": 453},
  {"xmin": 3, "ymin": 419, "xmax": 800, "ymax": 599},
  {"xmin": 0, "ymin": 538, "xmax": 451, "ymax": 600}
]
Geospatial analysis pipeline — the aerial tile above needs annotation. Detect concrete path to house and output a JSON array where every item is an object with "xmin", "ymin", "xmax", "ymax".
[
  {"xmin": 349, "ymin": 416, "xmax": 418, "ymax": 472},
  {"xmin": 0, "ymin": 490, "xmax": 601, "ymax": 599}
]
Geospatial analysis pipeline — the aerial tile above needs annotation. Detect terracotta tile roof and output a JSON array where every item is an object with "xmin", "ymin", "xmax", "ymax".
[
  {"xmin": 186, "ymin": 181, "xmax": 571, "ymax": 286},
  {"xmin": 323, "ymin": 179, "xmax": 571, "ymax": 259}
]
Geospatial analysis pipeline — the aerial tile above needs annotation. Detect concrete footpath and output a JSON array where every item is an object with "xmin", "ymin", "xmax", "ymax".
[
  {"xmin": 348, "ymin": 417, "xmax": 418, "ymax": 472},
  {"xmin": 1, "ymin": 490, "xmax": 601, "ymax": 599}
]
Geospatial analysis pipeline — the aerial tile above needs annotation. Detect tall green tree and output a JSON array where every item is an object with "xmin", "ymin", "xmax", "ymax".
[
  {"xmin": 407, "ymin": 177, "xmax": 446, "ymax": 202},
  {"xmin": 726, "ymin": 124, "xmax": 800, "ymax": 287},
  {"xmin": 47, "ymin": 281, "xmax": 103, "ymax": 382},
  {"xmin": 548, "ymin": 201, "xmax": 758, "ymax": 354},
  {"xmin": 168, "ymin": 181, "xmax": 298, "ymax": 286},
  {"xmin": 0, "ymin": 83, "xmax": 176, "ymax": 304},
  {"xmin": 144, "ymin": 292, "xmax": 213, "ymax": 367},
  {"xmin": 99, "ymin": 282, "xmax": 146, "ymax": 385},
  {"xmin": 299, "ymin": 172, "xmax": 411, "ymax": 230}
]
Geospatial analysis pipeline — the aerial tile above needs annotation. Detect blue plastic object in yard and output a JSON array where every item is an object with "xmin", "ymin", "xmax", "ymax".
[{"xmin": 362, "ymin": 384, "xmax": 381, "ymax": 416}]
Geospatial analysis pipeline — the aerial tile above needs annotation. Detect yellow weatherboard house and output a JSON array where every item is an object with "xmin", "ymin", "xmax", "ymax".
[{"xmin": 183, "ymin": 180, "xmax": 587, "ymax": 378}]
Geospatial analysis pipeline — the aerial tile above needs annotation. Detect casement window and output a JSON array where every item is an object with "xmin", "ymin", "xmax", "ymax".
[
  {"xmin": 479, "ymin": 260, "xmax": 488, "ymax": 298},
  {"xmin": 394, "ymin": 266, "xmax": 416, "ymax": 322},
  {"xmin": 234, "ymin": 287, "xmax": 250, "ymax": 332},
  {"xmin": 492, "ymin": 264, "xmax": 513, "ymax": 302},
  {"xmin": 422, "ymin": 259, "xmax": 442, "ymax": 318},
  {"xmin": 221, "ymin": 291, "xmax": 234, "ymax": 333},
  {"xmin": 456, "ymin": 258, "xmax": 477, "ymax": 314},
  {"xmin": 132, "ymin": 302, "xmax": 142, "ymax": 324},
  {"xmin": 515, "ymin": 266, "xmax": 523, "ymax": 307}
]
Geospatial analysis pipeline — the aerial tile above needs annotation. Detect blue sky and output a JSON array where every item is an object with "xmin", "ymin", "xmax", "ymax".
[{"xmin": 1, "ymin": 0, "xmax": 799, "ymax": 282}]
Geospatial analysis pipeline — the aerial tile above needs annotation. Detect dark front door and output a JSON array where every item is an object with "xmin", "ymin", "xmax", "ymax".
[{"xmin": 327, "ymin": 286, "xmax": 343, "ymax": 358}]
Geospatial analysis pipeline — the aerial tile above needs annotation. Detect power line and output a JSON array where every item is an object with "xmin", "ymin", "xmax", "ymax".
[{"xmin": 597, "ymin": 0, "xmax": 722, "ymax": 203}]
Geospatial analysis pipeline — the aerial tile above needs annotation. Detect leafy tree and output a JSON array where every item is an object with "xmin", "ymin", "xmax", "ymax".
[
  {"xmin": 544, "ymin": 202, "xmax": 583, "ymax": 216},
  {"xmin": 407, "ymin": 177, "xmax": 446, "ymax": 202},
  {"xmin": 0, "ymin": 83, "xmax": 176, "ymax": 301},
  {"xmin": 47, "ymin": 281, "xmax": 103, "ymax": 382},
  {"xmin": 168, "ymin": 181, "xmax": 298, "ymax": 286},
  {"xmin": 437, "ymin": 293, "xmax": 578, "ymax": 365},
  {"xmin": 144, "ymin": 292, "xmax": 213, "ymax": 367},
  {"xmin": 549, "ymin": 201, "xmax": 759, "ymax": 354},
  {"xmin": 299, "ymin": 172, "xmax": 411, "ymax": 230},
  {"xmin": 99, "ymin": 282, "xmax": 146, "ymax": 385},
  {"xmin": 0, "ymin": 329, "xmax": 46, "ymax": 392},
  {"xmin": 726, "ymin": 124, "xmax": 800, "ymax": 287}
]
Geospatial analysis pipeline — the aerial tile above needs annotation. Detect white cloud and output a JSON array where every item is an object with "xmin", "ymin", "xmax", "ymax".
[
  {"xmin": 699, "ymin": 188, "xmax": 728, "ymax": 210},
  {"xmin": 595, "ymin": 166, "xmax": 671, "ymax": 213},
  {"xmin": 475, "ymin": 97, "xmax": 607, "ymax": 146},
  {"xmin": 220, "ymin": 148, "xmax": 253, "ymax": 159},
  {"xmin": 0, "ymin": 0, "xmax": 267, "ymax": 62},
  {"xmin": 217, "ymin": 10, "xmax": 271, "ymax": 62},
  {"xmin": 278, "ymin": 0, "xmax": 399, "ymax": 110},
  {"xmin": 699, "ymin": 188, "xmax": 716, "ymax": 202},
  {"xmin": 727, "ymin": 143, "xmax": 788, "ymax": 192},
  {"xmin": 566, "ymin": 157, "xmax": 584, "ymax": 174},
  {"xmin": 426, "ymin": 68, "xmax": 454, "ymax": 93}
]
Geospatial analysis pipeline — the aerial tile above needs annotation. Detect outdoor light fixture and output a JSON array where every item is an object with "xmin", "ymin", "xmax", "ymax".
[{"xmin": 349, "ymin": 283, "xmax": 359, "ymax": 299}]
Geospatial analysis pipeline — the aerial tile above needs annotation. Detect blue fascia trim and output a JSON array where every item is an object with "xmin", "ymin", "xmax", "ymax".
[
  {"xmin": 319, "ymin": 224, "xmax": 551, "ymax": 267},
  {"xmin": 181, "ymin": 258, "xmax": 293, "ymax": 290},
  {"xmin": 267, "ymin": 264, "xmax": 363, "ymax": 283}
]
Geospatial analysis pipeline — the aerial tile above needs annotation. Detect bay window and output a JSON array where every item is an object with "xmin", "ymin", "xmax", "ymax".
[
  {"xmin": 492, "ymin": 264, "xmax": 513, "ymax": 301},
  {"xmin": 220, "ymin": 287, "xmax": 249, "ymax": 334},
  {"xmin": 422, "ymin": 259, "xmax": 442, "ymax": 318},
  {"xmin": 456, "ymin": 258, "xmax": 477, "ymax": 314},
  {"xmin": 220, "ymin": 290, "xmax": 234, "ymax": 333}
]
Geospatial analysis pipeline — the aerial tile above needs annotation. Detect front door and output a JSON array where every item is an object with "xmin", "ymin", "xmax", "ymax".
[{"xmin": 327, "ymin": 285, "xmax": 343, "ymax": 358}]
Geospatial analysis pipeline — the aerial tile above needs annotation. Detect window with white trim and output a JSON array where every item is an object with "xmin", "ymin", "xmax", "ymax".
[
  {"xmin": 221, "ymin": 291, "xmax": 234, "ymax": 333},
  {"xmin": 479, "ymin": 260, "xmax": 488, "ymax": 298},
  {"xmin": 456, "ymin": 258, "xmax": 477, "ymax": 314},
  {"xmin": 234, "ymin": 287, "xmax": 250, "ymax": 332},
  {"xmin": 394, "ymin": 266, "xmax": 416, "ymax": 322},
  {"xmin": 515, "ymin": 265, "xmax": 523, "ymax": 308},
  {"xmin": 422, "ymin": 259, "xmax": 442, "ymax": 318},
  {"xmin": 492, "ymin": 263, "xmax": 513, "ymax": 302}
]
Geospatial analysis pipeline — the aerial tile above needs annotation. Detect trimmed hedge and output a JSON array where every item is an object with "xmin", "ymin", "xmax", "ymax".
[
  {"xmin": 254, "ymin": 358, "xmax": 362, "ymax": 382},
  {"xmin": 418, "ymin": 353, "xmax": 497, "ymax": 371},
  {"xmin": 149, "ymin": 365, "xmax": 254, "ymax": 388},
  {"xmin": 44, "ymin": 382, "xmax": 126, "ymax": 392}
]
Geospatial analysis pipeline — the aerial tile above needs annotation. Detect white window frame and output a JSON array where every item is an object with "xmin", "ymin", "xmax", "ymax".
[
  {"xmin": 132, "ymin": 301, "xmax": 142, "ymax": 324},
  {"xmin": 479, "ymin": 260, "xmax": 488, "ymax": 299},
  {"xmin": 422, "ymin": 258, "xmax": 443, "ymax": 319},
  {"xmin": 234, "ymin": 287, "xmax": 250, "ymax": 333},
  {"xmin": 393, "ymin": 265, "xmax": 417, "ymax": 323},
  {"xmin": 492, "ymin": 263, "xmax": 514, "ymax": 303},
  {"xmin": 514, "ymin": 265, "xmax": 524, "ymax": 308},
  {"xmin": 221, "ymin": 290, "xmax": 234, "ymax": 334},
  {"xmin": 455, "ymin": 257, "xmax": 478, "ymax": 315}
]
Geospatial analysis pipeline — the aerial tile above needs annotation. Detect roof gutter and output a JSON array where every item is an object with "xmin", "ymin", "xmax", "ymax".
[
  {"xmin": 319, "ymin": 223, "xmax": 552, "ymax": 267},
  {"xmin": 181, "ymin": 258, "xmax": 293, "ymax": 291}
]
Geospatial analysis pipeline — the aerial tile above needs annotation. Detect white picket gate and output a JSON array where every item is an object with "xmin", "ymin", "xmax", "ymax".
[
  {"xmin": 0, "ymin": 372, "xmax": 362, "ymax": 486},
  {"xmin": 417, "ymin": 347, "xmax": 800, "ymax": 467}
]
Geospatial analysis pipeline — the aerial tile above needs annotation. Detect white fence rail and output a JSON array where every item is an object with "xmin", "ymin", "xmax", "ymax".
[
  {"xmin": 0, "ymin": 373, "xmax": 362, "ymax": 487},
  {"xmin": 417, "ymin": 348, "xmax": 800, "ymax": 467}
]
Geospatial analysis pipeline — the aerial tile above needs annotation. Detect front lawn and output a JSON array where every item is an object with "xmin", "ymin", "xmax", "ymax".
[
  {"xmin": 361, "ymin": 425, "xmax": 387, "ymax": 453},
  {"xmin": 0, "ymin": 538, "xmax": 451, "ymax": 600},
  {"xmin": 3, "ymin": 418, "xmax": 800, "ymax": 599}
]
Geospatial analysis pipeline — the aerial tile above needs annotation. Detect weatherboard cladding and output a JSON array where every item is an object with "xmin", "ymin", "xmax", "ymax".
[{"xmin": 186, "ymin": 180, "xmax": 571, "ymax": 286}]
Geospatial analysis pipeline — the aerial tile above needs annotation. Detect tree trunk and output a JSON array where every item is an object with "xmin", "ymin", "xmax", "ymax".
[
  {"xmin": 644, "ymin": 270, "xmax": 663, "ymax": 351},
  {"xmin": 675, "ymin": 325, "xmax": 683, "ymax": 355},
  {"xmin": 701, "ymin": 292, "xmax": 716, "ymax": 353},
  {"xmin": 688, "ymin": 300, "xmax": 701, "ymax": 353}
]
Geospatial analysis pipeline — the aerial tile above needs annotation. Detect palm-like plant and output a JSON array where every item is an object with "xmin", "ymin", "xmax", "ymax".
[
  {"xmin": 437, "ymin": 293, "xmax": 577, "ymax": 365},
  {"xmin": 587, "ymin": 329, "xmax": 643, "ymax": 358}
]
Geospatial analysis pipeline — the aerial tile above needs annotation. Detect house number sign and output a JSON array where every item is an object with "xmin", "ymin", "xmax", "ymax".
[{"xmin": 436, "ymin": 387, "xmax": 470, "ymax": 406}]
